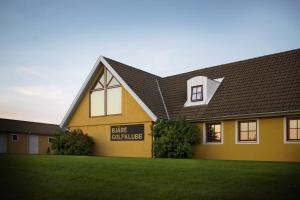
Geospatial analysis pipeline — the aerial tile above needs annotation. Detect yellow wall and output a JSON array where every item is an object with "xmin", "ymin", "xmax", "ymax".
[
  {"xmin": 38, "ymin": 135, "xmax": 52, "ymax": 154},
  {"xmin": 5, "ymin": 133, "xmax": 52, "ymax": 154},
  {"xmin": 7, "ymin": 134, "xmax": 27, "ymax": 154},
  {"xmin": 67, "ymin": 80, "xmax": 153, "ymax": 157},
  {"xmin": 193, "ymin": 117, "xmax": 300, "ymax": 162}
]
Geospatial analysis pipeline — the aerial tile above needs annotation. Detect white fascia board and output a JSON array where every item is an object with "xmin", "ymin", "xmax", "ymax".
[
  {"xmin": 60, "ymin": 56, "xmax": 102, "ymax": 128},
  {"xmin": 101, "ymin": 57, "xmax": 157, "ymax": 122}
]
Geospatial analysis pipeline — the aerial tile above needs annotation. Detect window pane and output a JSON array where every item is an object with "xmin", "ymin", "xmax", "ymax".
[
  {"xmin": 206, "ymin": 125, "xmax": 217, "ymax": 142},
  {"xmin": 192, "ymin": 87, "xmax": 197, "ymax": 93},
  {"xmin": 196, "ymin": 94, "xmax": 201, "ymax": 99},
  {"xmin": 239, "ymin": 131, "xmax": 248, "ymax": 140},
  {"xmin": 206, "ymin": 125, "xmax": 214, "ymax": 141},
  {"xmin": 192, "ymin": 94, "xmax": 197, "ymax": 100},
  {"xmin": 108, "ymin": 77, "xmax": 120, "ymax": 87},
  {"xmin": 289, "ymin": 129, "xmax": 297, "ymax": 140},
  {"xmin": 298, "ymin": 120, "xmax": 300, "ymax": 128},
  {"xmin": 95, "ymin": 82, "xmax": 103, "ymax": 90},
  {"xmin": 107, "ymin": 87, "xmax": 122, "ymax": 115},
  {"xmin": 107, "ymin": 70, "xmax": 113, "ymax": 84},
  {"xmin": 215, "ymin": 132, "xmax": 221, "ymax": 140},
  {"xmin": 240, "ymin": 122, "xmax": 248, "ymax": 131},
  {"xmin": 249, "ymin": 122, "xmax": 256, "ymax": 131},
  {"xmin": 290, "ymin": 120, "xmax": 297, "ymax": 128},
  {"xmin": 214, "ymin": 124, "xmax": 221, "ymax": 133},
  {"xmin": 248, "ymin": 131, "xmax": 257, "ymax": 141},
  {"xmin": 100, "ymin": 74, "xmax": 105, "ymax": 86},
  {"xmin": 90, "ymin": 90, "xmax": 104, "ymax": 116},
  {"xmin": 298, "ymin": 130, "xmax": 300, "ymax": 140}
]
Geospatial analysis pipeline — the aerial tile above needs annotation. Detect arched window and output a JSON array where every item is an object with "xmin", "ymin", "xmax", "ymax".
[{"xmin": 90, "ymin": 68, "xmax": 122, "ymax": 117}]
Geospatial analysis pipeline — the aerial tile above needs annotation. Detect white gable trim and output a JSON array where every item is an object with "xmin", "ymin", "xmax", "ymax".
[
  {"xmin": 60, "ymin": 56, "xmax": 102, "ymax": 127},
  {"xmin": 60, "ymin": 56, "xmax": 157, "ymax": 127}
]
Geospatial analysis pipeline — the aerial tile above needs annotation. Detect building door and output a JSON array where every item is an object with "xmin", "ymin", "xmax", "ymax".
[
  {"xmin": 28, "ymin": 135, "xmax": 39, "ymax": 154},
  {"xmin": 0, "ymin": 134, "xmax": 7, "ymax": 153}
]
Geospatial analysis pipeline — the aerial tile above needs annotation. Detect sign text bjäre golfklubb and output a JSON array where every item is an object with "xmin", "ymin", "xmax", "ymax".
[{"xmin": 111, "ymin": 124, "xmax": 144, "ymax": 141}]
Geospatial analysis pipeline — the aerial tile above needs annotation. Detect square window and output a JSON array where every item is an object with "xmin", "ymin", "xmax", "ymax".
[
  {"xmin": 191, "ymin": 85, "xmax": 203, "ymax": 102},
  {"xmin": 287, "ymin": 118, "xmax": 300, "ymax": 141},
  {"xmin": 48, "ymin": 137, "xmax": 55, "ymax": 143},
  {"xmin": 206, "ymin": 123, "xmax": 222, "ymax": 143},
  {"xmin": 238, "ymin": 121, "xmax": 257, "ymax": 142},
  {"xmin": 12, "ymin": 134, "xmax": 19, "ymax": 142}
]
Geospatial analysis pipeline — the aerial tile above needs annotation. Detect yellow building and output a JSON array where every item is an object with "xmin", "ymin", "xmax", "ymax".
[
  {"xmin": 0, "ymin": 118, "xmax": 59, "ymax": 154},
  {"xmin": 61, "ymin": 49, "xmax": 300, "ymax": 162}
]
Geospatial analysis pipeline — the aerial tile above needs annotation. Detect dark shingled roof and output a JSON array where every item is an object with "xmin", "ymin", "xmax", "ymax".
[
  {"xmin": 0, "ymin": 118, "xmax": 60, "ymax": 135},
  {"xmin": 104, "ymin": 57, "xmax": 168, "ymax": 119},
  {"xmin": 105, "ymin": 49, "xmax": 300, "ymax": 120}
]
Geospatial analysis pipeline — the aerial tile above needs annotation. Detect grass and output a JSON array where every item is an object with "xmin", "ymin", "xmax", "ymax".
[{"xmin": 0, "ymin": 155, "xmax": 299, "ymax": 200}]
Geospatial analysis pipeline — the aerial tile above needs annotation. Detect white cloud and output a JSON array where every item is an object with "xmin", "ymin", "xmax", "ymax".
[
  {"xmin": 16, "ymin": 66, "xmax": 49, "ymax": 80},
  {"xmin": 12, "ymin": 86, "xmax": 64, "ymax": 99}
]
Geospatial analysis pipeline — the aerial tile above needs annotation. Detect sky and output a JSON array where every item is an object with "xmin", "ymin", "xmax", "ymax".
[{"xmin": 0, "ymin": 0, "xmax": 299, "ymax": 124}]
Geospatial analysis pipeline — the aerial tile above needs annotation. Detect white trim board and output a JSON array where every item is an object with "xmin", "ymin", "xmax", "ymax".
[{"xmin": 60, "ymin": 56, "xmax": 157, "ymax": 127}]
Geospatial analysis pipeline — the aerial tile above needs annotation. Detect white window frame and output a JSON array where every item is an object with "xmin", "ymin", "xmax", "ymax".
[
  {"xmin": 283, "ymin": 117, "xmax": 300, "ymax": 144},
  {"xmin": 11, "ymin": 134, "xmax": 19, "ymax": 142},
  {"xmin": 48, "ymin": 136, "xmax": 54, "ymax": 144},
  {"xmin": 235, "ymin": 119, "xmax": 259, "ymax": 144},
  {"xmin": 203, "ymin": 122, "xmax": 224, "ymax": 144}
]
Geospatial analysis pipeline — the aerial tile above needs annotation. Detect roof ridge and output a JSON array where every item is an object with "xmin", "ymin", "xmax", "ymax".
[{"xmin": 162, "ymin": 48, "xmax": 300, "ymax": 79}]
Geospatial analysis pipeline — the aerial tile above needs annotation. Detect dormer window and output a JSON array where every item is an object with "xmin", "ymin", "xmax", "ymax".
[
  {"xmin": 184, "ymin": 76, "xmax": 224, "ymax": 107},
  {"xmin": 191, "ymin": 85, "xmax": 203, "ymax": 102}
]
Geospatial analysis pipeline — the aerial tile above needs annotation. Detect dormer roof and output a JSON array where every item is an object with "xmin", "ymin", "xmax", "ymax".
[{"xmin": 61, "ymin": 49, "xmax": 300, "ymax": 127}]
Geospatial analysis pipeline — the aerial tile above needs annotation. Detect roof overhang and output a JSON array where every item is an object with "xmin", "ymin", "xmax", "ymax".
[{"xmin": 186, "ymin": 110, "xmax": 300, "ymax": 122}]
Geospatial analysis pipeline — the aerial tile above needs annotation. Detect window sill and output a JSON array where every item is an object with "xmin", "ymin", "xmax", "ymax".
[
  {"xmin": 236, "ymin": 141, "xmax": 259, "ymax": 144},
  {"xmin": 203, "ymin": 141, "xmax": 223, "ymax": 145},
  {"xmin": 284, "ymin": 140, "xmax": 300, "ymax": 144},
  {"xmin": 90, "ymin": 113, "xmax": 122, "ymax": 118}
]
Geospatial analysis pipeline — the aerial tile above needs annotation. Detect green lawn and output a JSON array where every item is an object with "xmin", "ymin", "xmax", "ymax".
[{"xmin": 0, "ymin": 155, "xmax": 299, "ymax": 200}]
